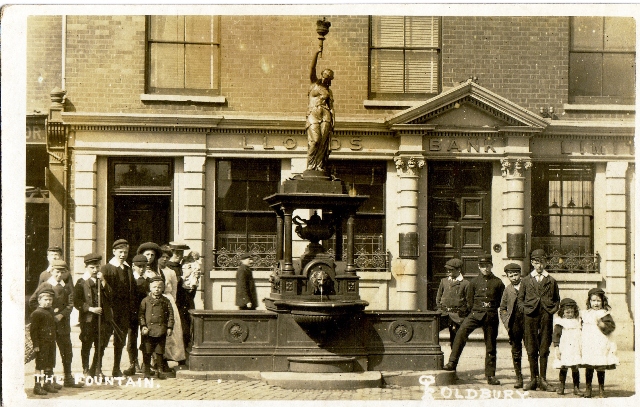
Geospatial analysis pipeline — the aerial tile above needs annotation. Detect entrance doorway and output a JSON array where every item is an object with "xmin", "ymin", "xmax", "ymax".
[
  {"xmin": 112, "ymin": 195, "xmax": 171, "ymax": 257},
  {"xmin": 426, "ymin": 161, "xmax": 492, "ymax": 310}
]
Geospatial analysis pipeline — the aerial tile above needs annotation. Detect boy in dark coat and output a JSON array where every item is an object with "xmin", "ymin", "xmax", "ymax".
[
  {"xmin": 82, "ymin": 253, "xmax": 112, "ymax": 378},
  {"xmin": 30, "ymin": 288, "xmax": 58, "ymax": 395},
  {"xmin": 499, "ymin": 263, "xmax": 525, "ymax": 388},
  {"xmin": 435, "ymin": 258, "xmax": 469, "ymax": 347},
  {"xmin": 76, "ymin": 253, "xmax": 100, "ymax": 376},
  {"xmin": 517, "ymin": 249, "xmax": 560, "ymax": 392},
  {"xmin": 235, "ymin": 252, "xmax": 258, "ymax": 310},
  {"xmin": 124, "ymin": 254, "xmax": 152, "ymax": 376},
  {"xmin": 139, "ymin": 276, "xmax": 174, "ymax": 380}
]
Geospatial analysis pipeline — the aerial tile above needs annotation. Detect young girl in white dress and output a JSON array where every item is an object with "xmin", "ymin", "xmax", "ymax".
[
  {"xmin": 580, "ymin": 288, "xmax": 618, "ymax": 398},
  {"xmin": 552, "ymin": 298, "xmax": 583, "ymax": 396},
  {"xmin": 159, "ymin": 246, "xmax": 186, "ymax": 372}
]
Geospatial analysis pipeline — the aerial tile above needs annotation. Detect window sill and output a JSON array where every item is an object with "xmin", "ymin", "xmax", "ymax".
[
  {"xmin": 363, "ymin": 100, "xmax": 420, "ymax": 109},
  {"xmin": 550, "ymin": 273, "xmax": 602, "ymax": 283},
  {"xmin": 140, "ymin": 94, "xmax": 226, "ymax": 104},
  {"xmin": 563, "ymin": 104, "xmax": 635, "ymax": 113}
]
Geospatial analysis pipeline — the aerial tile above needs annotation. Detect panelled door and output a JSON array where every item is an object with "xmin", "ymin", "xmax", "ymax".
[{"xmin": 426, "ymin": 161, "xmax": 492, "ymax": 310}]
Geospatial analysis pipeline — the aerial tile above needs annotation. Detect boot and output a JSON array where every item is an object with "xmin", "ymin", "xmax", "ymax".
[
  {"xmin": 45, "ymin": 371, "xmax": 62, "ymax": 390},
  {"xmin": 33, "ymin": 382, "xmax": 48, "ymax": 396},
  {"xmin": 584, "ymin": 384, "xmax": 592, "ymax": 398},
  {"xmin": 513, "ymin": 358, "xmax": 523, "ymax": 389},
  {"xmin": 64, "ymin": 361, "xmax": 84, "ymax": 387},
  {"xmin": 42, "ymin": 382, "xmax": 59, "ymax": 393},
  {"xmin": 135, "ymin": 360, "xmax": 142, "ymax": 373},
  {"xmin": 557, "ymin": 369, "xmax": 567, "ymax": 395},
  {"xmin": 597, "ymin": 371, "xmax": 606, "ymax": 398},
  {"xmin": 142, "ymin": 354, "xmax": 152, "ymax": 379},
  {"xmin": 154, "ymin": 354, "xmax": 166, "ymax": 380},
  {"xmin": 599, "ymin": 385, "xmax": 605, "ymax": 398},
  {"xmin": 524, "ymin": 358, "xmax": 538, "ymax": 391},
  {"xmin": 572, "ymin": 370, "xmax": 584, "ymax": 396},
  {"xmin": 123, "ymin": 361, "xmax": 137, "ymax": 376},
  {"xmin": 573, "ymin": 385, "xmax": 584, "ymax": 396},
  {"xmin": 487, "ymin": 376, "xmax": 501, "ymax": 385},
  {"xmin": 539, "ymin": 357, "xmax": 556, "ymax": 392},
  {"xmin": 161, "ymin": 358, "xmax": 176, "ymax": 378},
  {"xmin": 112, "ymin": 347, "xmax": 124, "ymax": 377},
  {"xmin": 556, "ymin": 382, "xmax": 565, "ymax": 395},
  {"xmin": 442, "ymin": 361, "xmax": 457, "ymax": 371},
  {"xmin": 81, "ymin": 343, "xmax": 91, "ymax": 373},
  {"xmin": 42, "ymin": 375, "xmax": 59, "ymax": 393}
]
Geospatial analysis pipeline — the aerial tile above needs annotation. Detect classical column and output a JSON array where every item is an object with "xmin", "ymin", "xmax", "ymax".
[
  {"xmin": 393, "ymin": 155, "xmax": 425, "ymax": 310},
  {"xmin": 73, "ymin": 154, "xmax": 97, "ymax": 276},
  {"xmin": 501, "ymin": 157, "xmax": 531, "ymax": 266}
]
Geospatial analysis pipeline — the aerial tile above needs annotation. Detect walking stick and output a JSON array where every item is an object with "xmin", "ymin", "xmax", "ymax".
[{"xmin": 97, "ymin": 275, "xmax": 102, "ymax": 374}]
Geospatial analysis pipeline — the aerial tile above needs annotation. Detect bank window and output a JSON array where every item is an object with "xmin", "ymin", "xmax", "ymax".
[
  {"xmin": 569, "ymin": 17, "xmax": 635, "ymax": 104},
  {"xmin": 215, "ymin": 159, "xmax": 280, "ymax": 270},
  {"xmin": 326, "ymin": 161, "xmax": 387, "ymax": 272},
  {"xmin": 531, "ymin": 164, "xmax": 598, "ymax": 273},
  {"xmin": 369, "ymin": 16, "xmax": 441, "ymax": 100},
  {"xmin": 146, "ymin": 16, "xmax": 220, "ymax": 95}
]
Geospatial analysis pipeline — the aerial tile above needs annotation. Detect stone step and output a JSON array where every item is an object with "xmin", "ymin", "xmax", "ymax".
[{"xmin": 260, "ymin": 371, "xmax": 382, "ymax": 390}]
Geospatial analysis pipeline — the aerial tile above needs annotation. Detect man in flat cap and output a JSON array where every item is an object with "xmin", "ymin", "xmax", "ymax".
[
  {"xmin": 499, "ymin": 263, "xmax": 526, "ymax": 388},
  {"xmin": 30, "ymin": 260, "xmax": 83, "ymax": 387},
  {"xmin": 235, "ymin": 253, "xmax": 258, "ymax": 310},
  {"xmin": 100, "ymin": 239, "xmax": 133, "ymax": 377},
  {"xmin": 517, "ymin": 249, "xmax": 560, "ymax": 392},
  {"xmin": 443, "ymin": 253, "xmax": 505, "ymax": 386},
  {"xmin": 436, "ymin": 258, "xmax": 469, "ymax": 348}
]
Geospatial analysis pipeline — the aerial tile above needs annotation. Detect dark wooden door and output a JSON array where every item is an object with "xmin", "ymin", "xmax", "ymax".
[
  {"xmin": 113, "ymin": 195, "xmax": 171, "ymax": 258},
  {"xmin": 426, "ymin": 161, "xmax": 492, "ymax": 310}
]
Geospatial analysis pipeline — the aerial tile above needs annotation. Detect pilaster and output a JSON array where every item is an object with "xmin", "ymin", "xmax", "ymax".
[
  {"xmin": 73, "ymin": 154, "xmax": 97, "ymax": 276},
  {"xmin": 183, "ymin": 156, "xmax": 206, "ymax": 255}
]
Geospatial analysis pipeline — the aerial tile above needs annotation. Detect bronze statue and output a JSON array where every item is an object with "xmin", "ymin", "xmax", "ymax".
[{"xmin": 305, "ymin": 47, "xmax": 334, "ymax": 172}]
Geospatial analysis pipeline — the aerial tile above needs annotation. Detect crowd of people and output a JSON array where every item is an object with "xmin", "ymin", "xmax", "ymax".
[
  {"xmin": 437, "ymin": 249, "xmax": 619, "ymax": 398},
  {"xmin": 28, "ymin": 241, "xmax": 203, "ymax": 395}
]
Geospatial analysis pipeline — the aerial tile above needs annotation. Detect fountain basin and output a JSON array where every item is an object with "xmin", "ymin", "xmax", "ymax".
[{"xmin": 266, "ymin": 298, "xmax": 369, "ymax": 329}]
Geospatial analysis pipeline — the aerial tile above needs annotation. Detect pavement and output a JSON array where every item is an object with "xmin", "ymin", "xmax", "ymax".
[{"xmin": 21, "ymin": 321, "xmax": 636, "ymax": 401}]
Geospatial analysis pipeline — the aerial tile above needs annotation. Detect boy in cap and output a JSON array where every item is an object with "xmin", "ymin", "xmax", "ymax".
[
  {"xmin": 517, "ymin": 248, "xmax": 560, "ymax": 392},
  {"xmin": 82, "ymin": 253, "xmax": 112, "ymax": 378},
  {"xmin": 443, "ymin": 253, "xmax": 505, "ymax": 385},
  {"xmin": 499, "ymin": 263, "xmax": 526, "ymax": 388},
  {"xmin": 77, "ymin": 253, "xmax": 103, "ymax": 376},
  {"xmin": 38, "ymin": 245, "xmax": 73, "ymax": 287},
  {"xmin": 100, "ymin": 239, "xmax": 132, "ymax": 377},
  {"xmin": 29, "ymin": 260, "xmax": 83, "ymax": 388},
  {"xmin": 30, "ymin": 287, "xmax": 58, "ymax": 395},
  {"xmin": 236, "ymin": 253, "xmax": 258, "ymax": 310},
  {"xmin": 123, "ymin": 254, "xmax": 151, "ymax": 376},
  {"xmin": 139, "ymin": 276, "xmax": 174, "ymax": 380},
  {"xmin": 436, "ymin": 258, "xmax": 469, "ymax": 347}
]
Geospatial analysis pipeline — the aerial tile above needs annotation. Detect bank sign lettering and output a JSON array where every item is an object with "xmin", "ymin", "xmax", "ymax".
[{"xmin": 429, "ymin": 137, "xmax": 499, "ymax": 153}]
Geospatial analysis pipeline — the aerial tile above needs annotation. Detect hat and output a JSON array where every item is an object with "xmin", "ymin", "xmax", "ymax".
[
  {"xmin": 530, "ymin": 249, "xmax": 546, "ymax": 260},
  {"xmin": 504, "ymin": 263, "xmax": 521, "ymax": 274},
  {"xmin": 37, "ymin": 287, "xmax": 55, "ymax": 298},
  {"xmin": 137, "ymin": 242, "xmax": 162, "ymax": 257},
  {"xmin": 132, "ymin": 254, "xmax": 148, "ymax": 264},
  {"xmin": 47, "ymin": 245, "xmax": 63, "ymax": 253},
  {"xmin": 478, "ymin": 253, "xmax": 493, "ymax": 265},
  {"xmin": 559, "ymin": 298, "xmax": 577, "ymax": 308},
  {"xmin": 238, "ymin": 252, "xmax": 252, "ymax": 261},
  {"xmin": 148, "ymin": 276, "xmax": 164, "ymax": 285},
  {"xmin": 112, "ymin": 239, "xmax": 129, "ymax": 250},
  {"xmin": 50, "ymin": 259, "xmax": 68, "ymax": 269},
  {"xmin": 588, "ymin": 288, "xmax": 605, "ymax": 298},
  {"xmin": 169, "ymin": 242, "xmax": 190, "ymax": 251},
  {"xmin": 83, "ymin": 252, "xmax": 103, "ymax": 265},
  {"xmin": 444, "ymin": 258, "xmax": 463, "ymax": 269}
]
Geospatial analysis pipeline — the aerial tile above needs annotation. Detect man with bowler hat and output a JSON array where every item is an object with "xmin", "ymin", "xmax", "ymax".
[
  {"xmin": 443, "ymin": 253, "xmax": 505, "ymax": 385},
  {"xmin": 517, "ymin": 248, "xmax": 560, "ymax": 392},
  {"xmin": 435, "ymin": 258, "xmax": 470, "ymax": 348},
  {"xmin": 235, "ymin": 253, "xmax": 258, "ymax": 310}
]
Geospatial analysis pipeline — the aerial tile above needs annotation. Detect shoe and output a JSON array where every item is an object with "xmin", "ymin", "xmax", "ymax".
[
  {"xmin": 42, "ymin": 383, "xmax": 59, "ymax": 393},
  {"xmin": 135, "ymin": 360, "xmax": 142, "ymax": 373},
  {"xmin": 524, "ymin": 378, "xmax": 538, "ymax": 391},
  {"xmin": 123, "ymin": 363, "xmax": 136, "ymax": 376},
  {"xmin": 442, "ymin": 362, "xmax": 457, "ymax": 371},
  {"xmin": 514, "ymin": 375, "xmax": 523, "ymax": 389},
  {"xmin": 33, "ymin": 383, "xmax": 48, "ymax": 396},
  {"xmin": 112, "ymin": 369, "xmax": 124, "ymax": 378},
  {"xmin": 583, "ymin": 384, "xmax": 592, "ymax": 398},
  {"xmin": 487, "ymin": 376, "xmax": 501, "ymax": 385},
  {"xmin": 64, "ymin": 376, "xmax": 84, "ymax": 388},
  {"xmin": 163, "ymin": 368, "xmax": 176, "ymax": 378},
  {"xmin": 598, "ymin": 385, "xmax": 605, "ymax": 398},
  {"xmin": 540, "ymin": 377, "xmax": 556, "ymax": 392},
  {"xmin": 83, "ymin": 369, "xmax": 90, "ymax": 377},
  {"xmin": 156, "ymin": 370, "xmax": 167, "ymax": 380},
  {"xmin": 52, "ymin": 380, "xmax": 63, "ymax": 390},
  {"xmin": 556, "ymin": 383, "xmax": 565, "ymax": 395},
  {"xmin": 573, "ymin": 385, "xmax": 584, "ymax": 396}
]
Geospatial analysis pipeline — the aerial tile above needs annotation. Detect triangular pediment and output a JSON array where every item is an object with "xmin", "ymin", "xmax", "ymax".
[{"xmin": 386, "ymin": 80, "xmax": 549, "ymax": 130}]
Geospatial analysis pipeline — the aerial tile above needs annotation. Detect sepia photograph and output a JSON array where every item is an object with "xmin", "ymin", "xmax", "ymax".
[{"xmin": 2, "ymin": 3, "xmax": 638, "ymax": 405}]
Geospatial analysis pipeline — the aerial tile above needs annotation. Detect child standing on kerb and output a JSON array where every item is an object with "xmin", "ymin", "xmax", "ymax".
[
  {"xmin": 30, "ymin": 288, "xmax": 58, "ymax": 395},
  {"xmin": 552, "ymin": 298, "xmax": 583, "ymax": 396},
  {"xmin": 580, "ymin": 288, "xmax": 619, "ymax": 398},
  {"xmin": 139, "ymin": 276, "xmax": 174, "ymax": 380},
  {"xmin": 499, "ymin": 263, "xmax": 525, "ymax": 389}
]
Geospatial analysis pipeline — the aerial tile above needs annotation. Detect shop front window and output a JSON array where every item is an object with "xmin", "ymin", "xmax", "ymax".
[
  {"xmin": 532, "ymin": 163, "xmax": 598, "ymax": 273},
  {"xmin": 215, "ymin": 159, "xmax": 280, "ymax": 270},
  {"xmin": 326, "ymin": 161, "xmax": 387, "ymax": 272}
]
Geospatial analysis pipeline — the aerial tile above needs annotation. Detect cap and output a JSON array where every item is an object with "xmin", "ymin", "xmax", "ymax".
[
  {"xmin": 530, "ymin": 249, "xmax": 547, "ymax": 260},
  {"xmin": 588, "ymin": 287, "xmax": 605, "ymax": 298},
  {"xmin": 132, "ymin": 254, "xmax": 148, "ymax": 264},
  {"xmin": 83, "ymin": 252, "xmax": 103, "ymax": 265},
  {"xmin": 51, "ymin": 259, "xmax": 68, "ymax": 269},
  {"xmin": 504, "ymin": 263, "xmax": 521, "ymax": 274},
  {"xmin": 238, "ymin": 252, "xmax": 252, "ymax": 260},
  {"xmin": 47, "ymin": 245, "xmax": 63, "ymax": 253},
  {"xmin": 478, "ymin": 253, "xmax": 493, "ymax": 265},
  {"xmin": 137, "ymin": 242, "xmax": 162, "ymax": 256},
  {"xmin": 559, "ymin": 298, "xmax": 577, "ymax": 308},
  {"xmin": 169, "ymin": 242, "xmax": 190, "ymax": 251},
  {"xmin": 148, "ymin": 276, "xmax": 164, "ymax": 285},
  {"xmin": 37, "ymin": 287, "xmax": 55, "ymax": 298},
  {"xmin": 112, "ymin": 239, "xmax": 129, "ymax": 250},
  {"xmin": 444, "ymin": 258, "xmax": 463, "ymax": 269}
]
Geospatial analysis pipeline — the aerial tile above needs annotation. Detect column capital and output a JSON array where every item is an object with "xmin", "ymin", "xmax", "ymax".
[
  {"xmin": 394, "ymin": 156, "xmax": 425, "ymax": 177},
  {"xmin": 501, "ymin": 157, "xmax": 532, "ymax": 178}
]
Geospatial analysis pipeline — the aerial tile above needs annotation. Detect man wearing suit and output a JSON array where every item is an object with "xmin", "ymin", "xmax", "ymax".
[
  {"xmin": 235, "ymin": 253, "xmax": 258, "ymax": 310},
  {"xmin": 499, "ymin": 263, "xmax": 525, "ymax": 388},
  {"xmin": 435, "ymin": 258, "xmax": 470, "ymax": 347},
  {"xmin": 517, "ymin": 249, "xmax": 560, "ymax": 392},
  {"xmin": 443, "ymin": 253, "xmax": 505, "ymax": 385},
  {"xmin": 100, "ymin": 239, "xmax": 133, "ymax": 378}
]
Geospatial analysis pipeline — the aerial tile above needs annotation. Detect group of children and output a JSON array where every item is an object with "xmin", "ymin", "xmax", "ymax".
[
  {"xmin": 437, "ymin": 248, "xmax": 619, "ymax": 398},
  {"xmin": 29, "ymin": 242, "xmax": 202, "ymax": 396}
]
